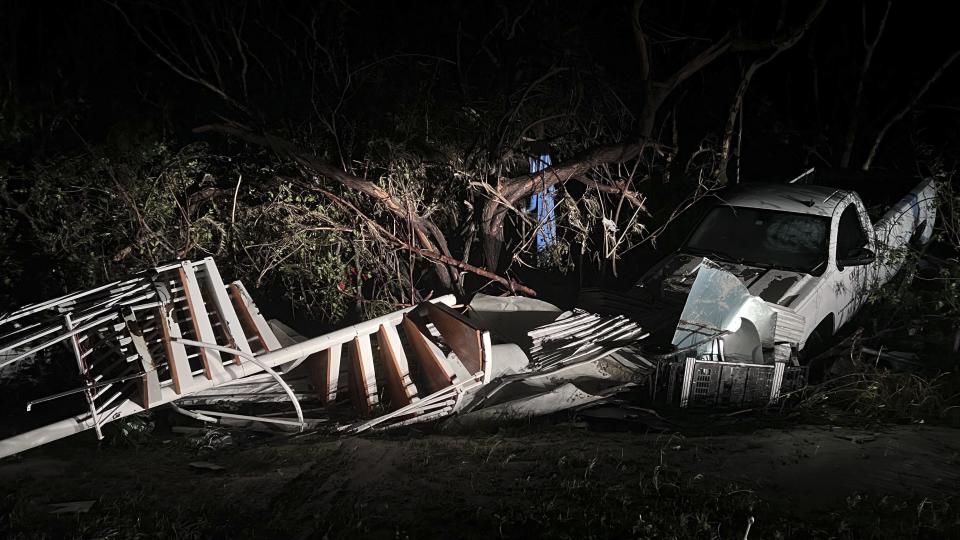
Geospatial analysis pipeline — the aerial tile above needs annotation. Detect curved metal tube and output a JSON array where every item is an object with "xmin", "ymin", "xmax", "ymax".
[
  {"xmin": 173, "ymin": 338, "xmax": 305, "ymax": 430},
  {"xmin": 169, "ymin": 403, "xmax": 219, "ymax": 423}
]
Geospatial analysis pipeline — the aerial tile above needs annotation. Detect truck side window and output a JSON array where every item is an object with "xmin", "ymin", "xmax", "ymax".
[{"xmin": 837, "ymin": 204, "xmax": 868, "ymax": 258}]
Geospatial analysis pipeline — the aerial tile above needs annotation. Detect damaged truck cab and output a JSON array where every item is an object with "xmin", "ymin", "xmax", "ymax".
[
  {"xmin": 636, "ymin": 176, "xmax": 937, "ymax": 361},
  {"xmin": 596, "ymin": 174, "xmax": 938, "ymax": 406}
]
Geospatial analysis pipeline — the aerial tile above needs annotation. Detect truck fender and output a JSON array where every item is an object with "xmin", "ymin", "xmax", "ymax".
[{"xmin": 800, "ymin": 315, "xmax": 834, "ymax": 363}]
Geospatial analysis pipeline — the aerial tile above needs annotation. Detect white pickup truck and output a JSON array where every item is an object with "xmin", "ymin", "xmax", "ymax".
[{"xmin": 585, "ymin": 173, "xmax": 938, "ymax": 366}]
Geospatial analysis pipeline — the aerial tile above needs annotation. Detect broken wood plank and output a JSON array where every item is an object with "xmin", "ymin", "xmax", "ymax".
[
  {"xmin": 304, "ymin": 343, "xmax": 342, "ymax": 405},
  {"xmin": 196, "ymin": 257, "xmax": 252, "ymax": 364},
  {"xmin": 401, "ymin": 313, "xmax": 454, "ymax": 394},
  {"xmin": 424, "ymin": 302, "xmax": 484, "ymax": 376},
  {"xmin": 228, "ymin": 281, "xmax": 282, "ymax": 353},
  {"xmin": 178, "ymin": 262, "xmax": 221, "ymax": 380},
  {"xmin": 348, "ymin": 334, "xmax": 379, "ymax": 414},
  {"xmin": 156, "ymin": 306, "xmax": 196, "ymax": 395},
  {"xmin": 377, "ymin": 323, "xmax": 419, "ymax": 409},
  {"xmin": 123, "ymin": 309, "xmax": 163, "ymax": 408}
]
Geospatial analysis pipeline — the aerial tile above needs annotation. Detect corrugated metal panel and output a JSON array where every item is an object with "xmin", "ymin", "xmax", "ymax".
[
  {"xmin": 768, "ymin": 304, "xmax": 805, "ymax": 344},
  {"xmin": 529, "ymin": 309, "xmax": 652, "ymax": 371}
]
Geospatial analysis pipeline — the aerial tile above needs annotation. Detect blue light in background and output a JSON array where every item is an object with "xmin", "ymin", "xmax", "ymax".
[{"xmin": 527, "ymin": 154, "xmax": 556, "ymax": 251}]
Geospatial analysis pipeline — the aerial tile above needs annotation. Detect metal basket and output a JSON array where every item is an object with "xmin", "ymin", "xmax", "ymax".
[{"xmin": 657, "ymin": 357, "xmax": 807, "ymax": 408}]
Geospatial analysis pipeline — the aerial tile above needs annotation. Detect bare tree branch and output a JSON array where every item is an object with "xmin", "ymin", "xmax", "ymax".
[
  {"xmin": 193, "ymin": 122, "xmax": 460, "ymax": 288},
  {"xmin": 863, "ymin": 50, "xmax": 960, "ymax": 171},
  {"xmin": 107, "ymin": 0, "xmax": 255, "ymax": 118},
  {"xmin": 717, "ymin": 0, "xmax": 828, "ymax": 184},
  {"xmin": 480, "ymin": 141, "xmax": 661, "ymax": 268},
  {"xmin": 840, "ymin": 0, "xmax": 892, "ymax": 168},
  {"xmin": 315, "ymin": 187, "xmax": 537, "ymax": 296}
]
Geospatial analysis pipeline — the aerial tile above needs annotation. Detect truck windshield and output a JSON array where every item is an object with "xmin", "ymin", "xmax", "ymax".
[{"xmin": 684, "ymin": 206, "xmax": 829, "ymax": 274}]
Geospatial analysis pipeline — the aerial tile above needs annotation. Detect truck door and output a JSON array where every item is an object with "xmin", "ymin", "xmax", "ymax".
[{"xmin": 833, "ymin": 203, "xmax": 872, "ymax": 327}]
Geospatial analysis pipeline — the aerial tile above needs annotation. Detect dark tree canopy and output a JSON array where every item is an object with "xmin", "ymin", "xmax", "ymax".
[{"xmin": 1, "ymin": 0, "xmax": 958, "ymax": 323}]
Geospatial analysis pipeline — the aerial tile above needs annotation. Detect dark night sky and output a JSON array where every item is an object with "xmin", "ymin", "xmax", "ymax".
[{"xmin": 2, "ymin": 2, "xmax": 958, "ymax": 177}]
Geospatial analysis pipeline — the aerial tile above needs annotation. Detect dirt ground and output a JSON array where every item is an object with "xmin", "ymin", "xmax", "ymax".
[{"xmin": 1, "ymin": 413, "xmax": 958, "ymax": 539}]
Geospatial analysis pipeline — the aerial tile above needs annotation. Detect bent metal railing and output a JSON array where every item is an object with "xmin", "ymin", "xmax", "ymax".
[{"xmin": 0, "ymin": 257, "xmax": 492, "ymax": 459}]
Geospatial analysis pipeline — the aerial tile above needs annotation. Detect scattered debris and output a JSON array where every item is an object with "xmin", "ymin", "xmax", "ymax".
[
  {"xmin": 861, "ymin": 347, "xmax": 924, "ymax": 371},
  {"xmin": 0, "ymin": 258, "xmax": 304, "ymax": 458},
  {"xmin": 188, "ymin": 461, "xmax": 226, "ymax": 471},
  {"xmin": 834, "ymin": 434, "xmax": 878, "ymax": 444},
  {"xmin": 0, "ymin": 260, "xmax": 647, "ymax": 455},
  {"xmin": 576, "ymin": 405, "xmax": 676, "ymax": 432},
  {"xmin": 0, "ymin": 253, "xmax": 831, "ymax": 458},
  {"xmin": 48, "ymin": 500, "xmax": 96, "ymax": 514}
]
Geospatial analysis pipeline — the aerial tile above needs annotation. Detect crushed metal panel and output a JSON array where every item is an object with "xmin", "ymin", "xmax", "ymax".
[
  {"xmin": 529, "ymin": 309, "xmax": 651, "ymax": 371},
  {"xmin": 457, "ymin": 309, "xmax": 650, "ymax": 418},
  {"xmin": 465, "ymin": 294, "xmax": 562, "ymax": 353},
  {"xmin": 768, "ymin": 304, "xmax": 805, "ymax": 344},
  {"xmin": 676, "ymin": 357, "xmax": 807, "ymax": 408},
  {"xmin": 452, "ymin": 382, "xmax": 608, "ymax": 425},
  {"xmin": 672, "ymin": 259, "xmax": 777, "ymax": 358}
]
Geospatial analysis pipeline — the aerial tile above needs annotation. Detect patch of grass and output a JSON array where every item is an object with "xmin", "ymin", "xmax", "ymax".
[
  {"xmin": 3, "ymin": 425, "xmax": 960, "ymax": 539},
  {"xmin": 797, "ymin": 368, "xmax": 960, "ymax": 426}
]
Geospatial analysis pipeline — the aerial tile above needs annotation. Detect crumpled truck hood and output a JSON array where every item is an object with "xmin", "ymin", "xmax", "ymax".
[
  {"xmin": 671, "ymin": 260, "xmax": 777, "ymax": 358},
  {"xmin": 636, "ymin": 253, "xmax": 813, "ymax": 308}
]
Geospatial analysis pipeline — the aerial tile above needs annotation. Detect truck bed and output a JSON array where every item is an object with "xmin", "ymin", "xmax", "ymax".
[{"xmin": 795, "ymin": 169, "xmax": 933, "ymax": 222}]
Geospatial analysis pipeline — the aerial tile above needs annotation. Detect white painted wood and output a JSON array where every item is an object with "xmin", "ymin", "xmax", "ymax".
[
  {"xmin": 0, "ymin": 313, "xmax": 118, "ymax": 369},
  {"xmin": 122, "ymin": 309, "xmax": 163, "ymax": 407},
  {"xmin": 256, "ymin": 294, "xmax": 456, "ymax": 371},
  {"xmin": 157, "ymin": 306, "xmax": 198, "ymax": 395},
  {"xmin": 353, "ymin": 334, "xmax": 379, "ymax": 409},
  {"xmin": 480, "ymin": 331, "xmax": 493, "ymax": 384},
  {"xmin": 179, "ymin": 261, "xmax": 228, "ymax": 379},
  {"xmin": 326, "ymin": 343, "xmax": 343, "ymax": 403},
  {"xmin": 185, "ymin": 409, "xmax": 307, "ymax": 427},
  {"xmin": 377, "ymin": 324, "xmax": 418, "ymax": 400},
  {"xmin": 64, "ymin": 314, "xmax": 103, "ymax": 440},
  {"xmin": 0, "ymin": 294, "xmax": 458, "ymax": 459},
  {"xmin": 230, "ymin": 281, "xmax": 282, "ymax": 351},
  {"xmin": 196, "ymin": 257, "xmax": 252, "ymax": 356}
]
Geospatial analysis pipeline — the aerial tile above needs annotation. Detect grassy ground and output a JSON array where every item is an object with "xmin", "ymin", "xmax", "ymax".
[{"xmin": 1, "ymin": 412, "xmax": 959, "ymax": 539}]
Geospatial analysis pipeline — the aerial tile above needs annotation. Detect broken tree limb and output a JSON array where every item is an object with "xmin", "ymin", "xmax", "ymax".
[
  {"xmin": 192, "ymin": 122, "xmax": 459, "ymax": 288},
  {"xmin": 314, "ymin": 187, "xmax": 538, "ymax": 297},
  {"xmin": 481, "ymin": 141, "xmax": 656, "ymax": 269},
  {"xmin": 573, "ymin": 175, "xmax": 647, "ymax": 209}
]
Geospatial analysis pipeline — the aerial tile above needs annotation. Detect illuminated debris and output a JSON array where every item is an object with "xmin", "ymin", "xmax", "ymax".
[{"xmin": 0, "ymin": 266, "xmax": 658, "ymax": 457}]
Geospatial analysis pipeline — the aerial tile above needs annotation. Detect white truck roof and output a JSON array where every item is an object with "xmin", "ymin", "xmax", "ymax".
[{"xmin": 722, "ymin": 183, "xmax": 851, "ymax": 217}]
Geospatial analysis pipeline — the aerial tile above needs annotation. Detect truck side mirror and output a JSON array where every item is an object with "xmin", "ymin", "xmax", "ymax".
[{"xmin": 837, "ymin": 247, "xmax": 875, "ymax": 270}]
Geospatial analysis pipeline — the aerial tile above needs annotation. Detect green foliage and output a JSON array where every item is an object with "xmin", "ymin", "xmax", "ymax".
[{"xmin": 0, "ymin": 134, "xmax": 397, "ymax": 322}]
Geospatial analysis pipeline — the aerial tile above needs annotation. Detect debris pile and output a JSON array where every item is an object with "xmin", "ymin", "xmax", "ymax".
[
  {"xmin": 0, "ymin": 256, "xmax": 810, "ymax": 459},
  {"xmin": 0, "ymin": 258, "xmax": 293, "ymax": 457}
]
